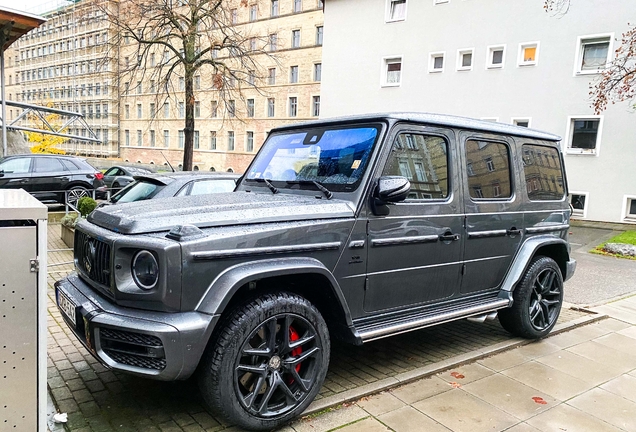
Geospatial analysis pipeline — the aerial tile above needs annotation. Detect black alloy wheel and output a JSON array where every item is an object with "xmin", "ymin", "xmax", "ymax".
[
  {"xmin": 235, "ymin": 314, "xmax": 321, "ymax": 418},
  {"xmin": 199, "ymin": 292, "xmax": 330, "ymax": 431},
  {"xmin": 528, "ymin": 267, "xmax": 562, "ymax": 331},
  {"xmin": 499, "ymin": 256, "xmax": 564, "ymax": 339}
]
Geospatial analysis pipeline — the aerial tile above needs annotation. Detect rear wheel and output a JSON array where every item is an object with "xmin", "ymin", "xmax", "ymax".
[
  {"xmin": 499, "ymin": 256, "xmax": 563, "ymax": 339},
  {"xmin": 65, "ymin": 185, "xmax": 90, "ymax": 207},
  {"xmin": 199, "ymin": 293, "xmax": 330, "ymax": 431}
]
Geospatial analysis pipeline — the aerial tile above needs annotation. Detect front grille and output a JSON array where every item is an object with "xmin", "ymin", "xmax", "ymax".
[
  {"xmin": 100, "ymin": 328, "xmax": 166, "ymax": 371},
  {"xmin": 75, "ymin": 230, "xmax": 111, "ymax": 287},
  {"xmin": 106, "ymin": 351, "xmax": 167, "ymax": 371}
]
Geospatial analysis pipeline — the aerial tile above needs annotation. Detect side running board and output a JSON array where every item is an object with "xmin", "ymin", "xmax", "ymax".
[{"xmin": 357, "ymin": 298, "xmax": 510, "ymax": 343}]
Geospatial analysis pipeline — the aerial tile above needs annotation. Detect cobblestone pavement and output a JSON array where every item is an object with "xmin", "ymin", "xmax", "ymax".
[{"xmin": 46, "ymin": 223, "xmax": 590, "ymax": 432}]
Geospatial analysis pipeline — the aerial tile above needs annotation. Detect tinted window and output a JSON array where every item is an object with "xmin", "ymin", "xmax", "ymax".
[
  {"xmin": 382, "ymin": 133, "xmax": 449, "ymax": 200},
  {"xmin": 104, "ymin": 167, "xmax": 123, "ymax": 176},
  {"xmin": 60, "ymin": 159, "xmax": 80, "ymax": 171},
  {"xmin": 110, "ymin": 180, "xmax": 163, "ymax": 203},
  {"xmin": 33, "ymin": 157, "xmax": 64, "ymax": 173},
  {"xmin": 522, "ymin": 144, "xmax": 565, "ymax": 200},
  {"xmin": 0, "ymin": 157, "xmax": 31, "ymax": 173},
  {"xmin": 188, "ymin": 179, "xmax": 236, "ymax": 196},
  {"xmin": 465, "ymin": 140, "xmax": 512, "ymax": 199}
]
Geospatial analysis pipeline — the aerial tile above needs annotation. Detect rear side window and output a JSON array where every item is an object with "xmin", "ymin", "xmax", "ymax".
[
  {"xmin": 465, "ymin": 140, "xmax": 512, "ymax": 199},
  {"xmin": 60, "ymin": 159, "xmax": 80, "ymax": 171},
  {"xmin": 522, "ymin": 144, "xmax": 565, "ymax": 200},
  {"xmin": 382, "ymin": 133, "xmax": 449, "ymax": 200},
  {"xmin": 33, "ymin": 157, "xmax": 64, "ymax": 173},
  {"xmin": 110, "ymin": 181, "xmax": 163, "ymax": 203},
  {"xmin": 188, "ymin": 179, "xmax": 236, "ymax": 196}
]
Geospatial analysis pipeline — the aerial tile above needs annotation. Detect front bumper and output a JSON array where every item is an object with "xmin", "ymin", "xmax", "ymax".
[
  {"xmin": 55, "ymin": 273, "xmax": 220, "ymax": 381},
  {"xmin": 565, "ymin": 258, "xmax": 577, "ymax": 282}
]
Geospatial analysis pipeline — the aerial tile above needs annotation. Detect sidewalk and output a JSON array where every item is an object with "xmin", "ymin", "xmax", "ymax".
[{"xmin": 287, "ymin": 297, "xmax": 636, "ymax": 432}]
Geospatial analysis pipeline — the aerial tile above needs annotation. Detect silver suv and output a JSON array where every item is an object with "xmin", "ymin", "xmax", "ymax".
[{"xmin": 56, "ymin": 113, "xmax": 576, "ymax": 430}]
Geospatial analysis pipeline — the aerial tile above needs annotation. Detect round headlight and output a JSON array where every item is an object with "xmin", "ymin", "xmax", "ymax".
[{"xmin": 131, "ymin": 250, "xmax": 159, "ymax": 290}]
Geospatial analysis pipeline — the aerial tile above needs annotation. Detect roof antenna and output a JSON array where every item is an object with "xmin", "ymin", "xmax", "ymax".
[{"xmin": 160, "ymin": 151, "xmax": 175, "ymax": 172}]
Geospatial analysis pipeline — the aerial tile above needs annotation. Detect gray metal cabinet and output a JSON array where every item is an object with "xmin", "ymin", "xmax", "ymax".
[{"xmin": 0, "ymin": 189, "xmax": 47, "ymax": 431}]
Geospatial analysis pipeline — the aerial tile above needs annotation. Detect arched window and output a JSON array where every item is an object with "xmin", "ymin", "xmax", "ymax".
[
  {"xmin": 194, "ymin": 165, "xmax": 199, "ymax": 171},
  {"xmin": 209, "ymin": 167, "xmax": 216, "ymax": 172},
  {"xmin": 227, "ymin": 168, "xmax": 234, "ymax": 173}
]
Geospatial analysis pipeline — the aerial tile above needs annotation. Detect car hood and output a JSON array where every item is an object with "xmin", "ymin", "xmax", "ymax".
[{"xmin": 87, "ymin": 191, "xmax": 356, "ymax": 234}]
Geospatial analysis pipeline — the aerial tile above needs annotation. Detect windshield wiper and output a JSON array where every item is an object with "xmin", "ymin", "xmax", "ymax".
[
  {"xmin": 249, "ymin": 178, "xmax": 278, "ymax": 194},
  {"xmin": 287, "ymin": 180, "xmax": 333, "ymax": 200}
]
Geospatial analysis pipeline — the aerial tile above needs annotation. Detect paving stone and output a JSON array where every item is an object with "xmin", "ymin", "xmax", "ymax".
[
  {"xmin": 377, "ymin": 406, "xmax": 451, "ymax": 432},
  {"xmin": 502, "ymin": 361, "xmax": 593, "ymax": 401},
  {"xmin": 390, "ymin": 376, "xmax": 451, "ymax": 404},
  {"xmin": 335, "ymin": 417, "xmax": 390, "ymax": 432},
  {"xmin": 437, "ymin": 362, "xmax": 494, "ymax": 385},
  {"xmin": 356, "ymin": 392, "xmax": 405, "ymax": 416},
  {"xmin": 600, "ymin": 374, "xmax": 636, "ymax": 403},
  {"xmin": 73, "ymin": 389, "xmax": 94, "ymax": 404},
  {"xmin": 527, "ymin": 403, "xmax": 624, "ymax": 432},
  {"xmin": 413, "ymin": 389, "xmax": 518, "ymax": 432},
  {"xmin": 567, "ymin": 387, "xmax": 636, "ymax": 431},
  {"xmin": 51, "ymin": 386, "xmax": 73, "ymax": 401}
]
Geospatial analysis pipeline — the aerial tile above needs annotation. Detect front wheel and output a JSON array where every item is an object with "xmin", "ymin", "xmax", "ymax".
[
  {"xmin": 499, "ymin": 256, "xmax": 564, "ymax": 339},
  {"xmin": 199, "ymin": 293, "xmax": 330, "ymax": 431}
]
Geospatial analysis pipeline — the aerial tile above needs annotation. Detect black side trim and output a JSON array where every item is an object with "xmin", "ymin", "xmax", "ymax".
[{"xmin": 371, "ymin": 235, "xmax": 439, "ymax": 247}]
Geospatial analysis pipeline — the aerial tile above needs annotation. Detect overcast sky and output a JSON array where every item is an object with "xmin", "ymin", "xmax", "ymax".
[{"xmin": 0, "ymin": 0, "xmax": 71, "ymax": 15}]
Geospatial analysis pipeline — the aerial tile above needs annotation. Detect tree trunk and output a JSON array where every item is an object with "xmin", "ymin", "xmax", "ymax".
[{"xmin": 183, "ymin": 70, "xmax": 195, "ymax": 171}]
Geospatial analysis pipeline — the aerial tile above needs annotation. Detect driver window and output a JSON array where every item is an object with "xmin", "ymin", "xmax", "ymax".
[{"xmin": 382, "ymin": 133, "xmax": 449, "ymax": 200}]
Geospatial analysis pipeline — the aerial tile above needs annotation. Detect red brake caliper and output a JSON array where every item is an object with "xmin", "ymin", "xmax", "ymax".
[{"xmin": 288, "ymin": 326, "xmax": 302, "ymax": 382}]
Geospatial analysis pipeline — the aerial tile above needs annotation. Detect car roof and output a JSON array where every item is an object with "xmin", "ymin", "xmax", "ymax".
[
  {"xmin": 134, "ymin": 171, "xmax": 240, "ymax": 185},
  {"xmin": 2, "ymin": 153, "xmax": 87, "ymax": 160},
  {"xmin": 270, "ymin": 112, "xmax": 562, "ymax": 142}
]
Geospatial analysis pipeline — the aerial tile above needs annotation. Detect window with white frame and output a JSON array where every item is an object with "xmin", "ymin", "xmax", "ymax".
[
  {"xmin": 386, "ymin": 0, "xmax": 407, "ymax": 22},
  {"xmin": 575, "ymin": 34, "xmax": 613, "ymax": 75},
  {"xmin": 457, "ymin": 49, "xmax": 474, "ymax": 71},
  {"xmin": 566, "ymin": 116, "xmax": 603, "ymax": 154},
  {"xmin": 291, "ymin": 30, "xmax": 301, "ymax": 48},
  {"xmin": 312, "ymin": 96, "xmax": 320, "ymax": 117},
  {"xmin": 569, "ymin": 192, "xmax": 588, "ymax": 218},
  {"xmin": 429, "ymin": 52, "xmax": 444, "ymax": 73},
  {"xmin": 246, "ymin": 131, "xmax": 254, "ymax": 152},
  {"xmin": 518, "ymin": 42, "xmax": 539, "ymax": 66},
  {"xmin": 290, "ymin": 65, "xmax": 299, "ymax": 83},
  {"xmin": 512, "ymin": 118, "xmax": 531, "ymax": 128},
  {"xmin": 487, "ymin": 45, "xmax": 505, "ymax": 69},
  {"xmin": 383, "ymin": 57, "xmax": 402, "ymax": 86},
  {"xmin": 623, "ymin": 196, "xmax": 636, "ymax": 221},
  {"xmin": 289, "ymin": 97, "xmax": 298, "ymax": 117}
]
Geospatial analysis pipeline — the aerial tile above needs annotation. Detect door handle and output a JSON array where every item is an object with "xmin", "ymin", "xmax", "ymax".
[
  {"xmin": 19, "ymin": 179, "xmax": 28, "ymax": 184},
  {"xmin": 439, "ymin": 232, "xmax": 460, "ymax": 242},
  {"xmin": 506, "ymin": 227, "xmax": 522, "ymax": 237}
]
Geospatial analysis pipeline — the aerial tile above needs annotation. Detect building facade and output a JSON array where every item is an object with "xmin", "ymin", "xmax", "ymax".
[
  {"xmin": 320, "ymin": 0, "xmax": 636, "ymax": 224},
  {"xmin": 5, "ymin": 0, "xmax": 324, "ymax": 174},
  {"xmin": 118, "ymin": 0, "xmax": 324, "ymax": 172},
  {"xmin": 5, "ymin": 0, "xmax": 120, "ymax": 156}
]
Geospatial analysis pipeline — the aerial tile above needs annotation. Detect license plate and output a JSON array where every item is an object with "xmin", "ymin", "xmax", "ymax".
[{"xmin": 58, "ymin": 291, "xmax": 77, "ymax": 326}]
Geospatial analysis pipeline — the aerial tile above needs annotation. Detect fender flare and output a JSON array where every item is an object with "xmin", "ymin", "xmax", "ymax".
[
  {"xmin": 194, "ymin": 256, "xmax": 354, "ymax": 326},
  {"xmin": 499, "ymin": 235, "xmax": 570, "ymax": 294}
]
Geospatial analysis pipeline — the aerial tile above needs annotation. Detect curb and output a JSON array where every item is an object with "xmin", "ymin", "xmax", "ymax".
[{"xmin": 304, "ymin": 310, "xmax": 607, "ymax": 415}]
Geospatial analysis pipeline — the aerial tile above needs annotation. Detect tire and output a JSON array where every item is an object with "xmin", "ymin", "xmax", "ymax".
[
  {"xmin": 499, "ymin": 256, "xmax": 564, "ymax": 339},
  {"xmin": 66, "ymin": 185, "xmax": 90, "ymax": 207},
  {"xmin": 198, "ymin": 293, "xmax": 330, "ymax": 431}
]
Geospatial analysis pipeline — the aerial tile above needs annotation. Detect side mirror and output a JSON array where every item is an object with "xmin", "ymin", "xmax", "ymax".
[
  {"xmin": 372, "ymin": 176, "xmax": 410, "ymax": 215},
  {"xmin": 0, "ymin": 169, "xmax": 4, "ymax": 177}
]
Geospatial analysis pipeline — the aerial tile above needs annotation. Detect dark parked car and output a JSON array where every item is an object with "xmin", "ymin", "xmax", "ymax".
[
  {"xmin": 56, "ymin": 113, "xmax": 576, "ymax": 430},
  {"xmin": 108, "ymin": 171, "xmax": 239, "ymax": 204},
  {"xmin": 0, "ymin": 154, "xmax": 106, "ymax": 205},
  {"xmin": 102, "ymin": 165, "xmax": 153, "ymax": 192}
]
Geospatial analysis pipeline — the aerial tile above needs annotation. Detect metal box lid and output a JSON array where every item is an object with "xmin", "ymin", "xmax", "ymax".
[{"xmin": 0, "ymin": 189, "xmax": 47, "ymax": 221}]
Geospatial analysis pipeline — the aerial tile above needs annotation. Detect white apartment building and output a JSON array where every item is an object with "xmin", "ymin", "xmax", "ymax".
[{"xmin": 320, "ymin": 0, "xmax": 636, "ymax": 224}]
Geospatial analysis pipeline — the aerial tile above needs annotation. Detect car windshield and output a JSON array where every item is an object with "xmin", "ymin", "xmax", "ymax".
[
  {"xmin": 110, "ymin": 180, "xmax": 164, "ymax": 203},
  {"xmin": 245, "ymin": 125, "xmax": 381, "ymax": 192}
]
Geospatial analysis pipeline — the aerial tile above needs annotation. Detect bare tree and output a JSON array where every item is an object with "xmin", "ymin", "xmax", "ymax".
[
  {"xmin": 93, "ymin": 0, "xmax": 273, "ymax": 170},
  {"xmin": 544, "ymin": 0, "xmax": 635, "ymax": 113}
]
